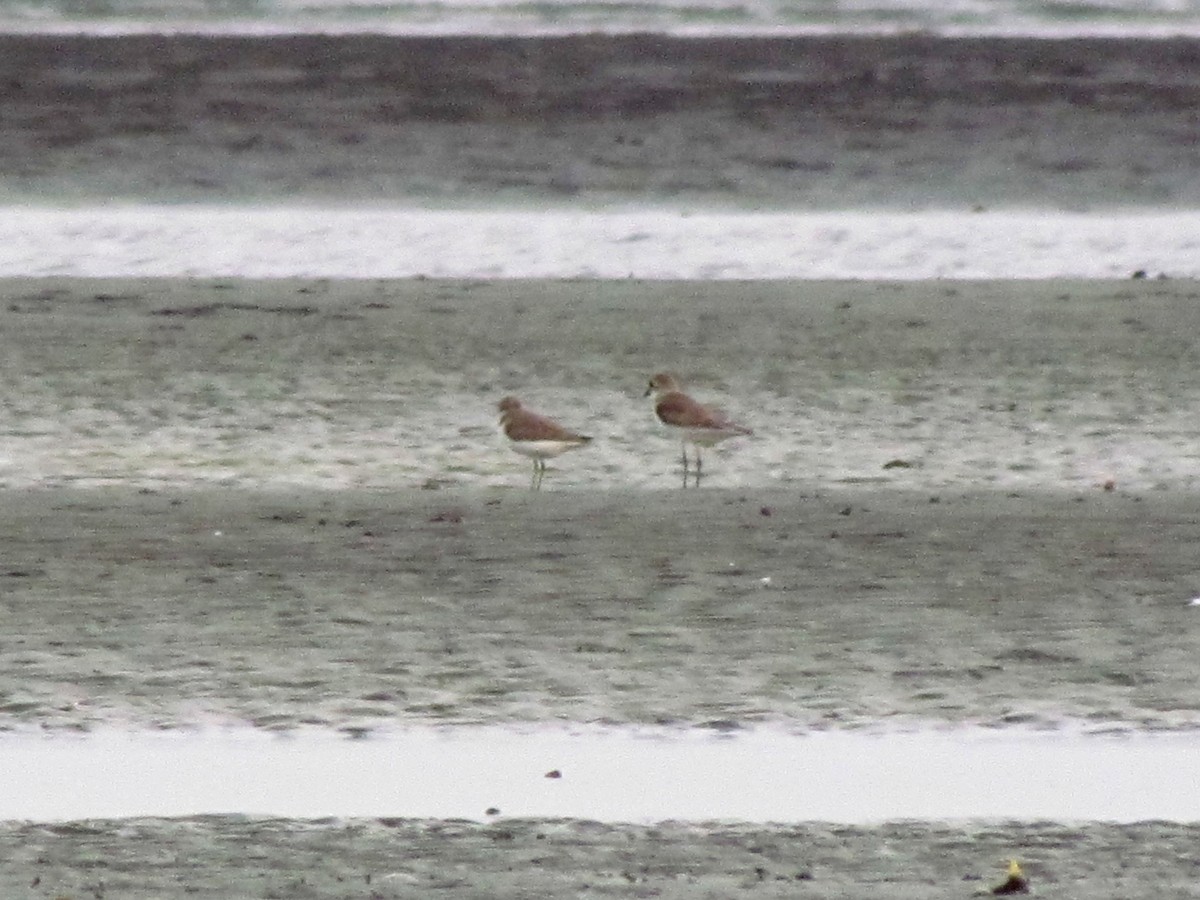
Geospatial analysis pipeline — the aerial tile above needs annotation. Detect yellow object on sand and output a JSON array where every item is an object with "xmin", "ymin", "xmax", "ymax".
[{"xmin": 991, "ymin": 859, "xmax": 1030, "ymax": 895}]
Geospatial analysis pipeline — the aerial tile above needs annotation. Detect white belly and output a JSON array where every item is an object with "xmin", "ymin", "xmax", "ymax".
[{"xmin": 508, "ymin": 439, "xmax": 582, "ymax": 461}]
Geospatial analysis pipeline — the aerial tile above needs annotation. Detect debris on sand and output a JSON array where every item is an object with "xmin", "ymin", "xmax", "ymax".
[{"xmin": 991, "ymin": 859, "xmax": 1030, "ymax": 895}]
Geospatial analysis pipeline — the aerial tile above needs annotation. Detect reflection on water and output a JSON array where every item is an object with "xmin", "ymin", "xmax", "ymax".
[
  {"xmin": 3, "ymin": 0, "xmax": 1200, "ymax": 36},
  {"xmin": 2, "ymin": 206, "xmax": 1198, "ymax": 280},
  {"xmin": 1, "ymin": 724, "xmax": 1197, "ymax": 822}
]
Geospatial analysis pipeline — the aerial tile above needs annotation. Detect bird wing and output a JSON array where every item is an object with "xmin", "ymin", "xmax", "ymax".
[
  {"xmin": 506, "ymin": 409, "xmax": 588, "ymax": 442},
  {"xmin": 656, "ymin": 391, "xmax": 737, "ymax": 430}
]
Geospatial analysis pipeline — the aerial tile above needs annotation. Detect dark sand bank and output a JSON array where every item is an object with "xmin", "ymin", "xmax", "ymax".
[
  {"xmin": 2, "ymin": 483, "xmax": 1199, "ymax": 732},
  {"xmin": 2, "ymin": 816, "xmax": 1200, "ymax": 900},
  {"xmin": 2, "ymin": 33, "xmax": 1199, "ymax": 206}
]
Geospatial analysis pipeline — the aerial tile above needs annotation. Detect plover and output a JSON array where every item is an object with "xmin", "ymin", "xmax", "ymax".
[
  {"xmin": 644, "ymin": 372, "xmax": 752, "ymax": 486},
  {"xmin": 497, "ymin": 396, "xmax": 593, "ymax": 490}
]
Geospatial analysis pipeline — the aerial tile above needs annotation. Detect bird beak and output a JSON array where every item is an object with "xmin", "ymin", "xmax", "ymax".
[{"xmin": 643, "ymin": 383, "xmax": 653, "ymax": 397}]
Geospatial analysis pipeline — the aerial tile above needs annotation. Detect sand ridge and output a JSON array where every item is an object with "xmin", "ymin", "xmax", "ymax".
[
  {"xmin": 2, "ymin": 277, "xmax": 1200, "ymax": 493},
  {"xmin": 2, "ymin": 34, "xmax": 1199, "ymax": 207}
]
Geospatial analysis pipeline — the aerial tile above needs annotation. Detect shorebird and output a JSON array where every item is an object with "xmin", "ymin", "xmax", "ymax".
[
  {"xmin": 644, "ymin": 372, "xmax": 752, "ymax": 486},
  {"xmin": 497, "ymin": 396, "xmax": 593, "ymax": 490}
]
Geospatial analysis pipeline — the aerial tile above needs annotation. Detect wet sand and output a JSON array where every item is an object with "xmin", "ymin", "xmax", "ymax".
[
  {"xmin": 2, "ymin": 33, "xmax": 1199, "ymax": 208},
  {"xmin": 2, "ymin": 275, "xmax": 1200, "ymax": 893},
  {"xmin": 3, "ymin": 816, "xmax": 1200, "ymax": 900},
  {"xmin": 2, "ymin": 277, "xmax": 1200, "ymax": 734},
  {"xmin": 3, "ymin": 28, "xmax": 1200, "ymax": 891},
  {"xmin": 3, "ymin": 277, "xmax": 1200, "ymax": 494},
  {"xmin": 2, "ymin": 482, "xmax": 1200, "ymax": 733}
]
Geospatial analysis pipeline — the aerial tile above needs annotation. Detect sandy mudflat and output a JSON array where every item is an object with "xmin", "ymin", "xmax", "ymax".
[
  {"xmin": 3, "ymin": 277, "xmax": 1200, "ymax": 494},
  {"xmin": 2, "ymin": 275, "xmax": 1200, "ymax": 895},
  {"xmin": 3, "ymin": 483, "xmax": 1200, "ymax": 733},
  {"xmin": 2, "ymin": 33, "xmax": 1199, "ymax": 208},
  {"xmin": 3, "ymin": 816, "xmax": 1200, "ymax": 900},
  {"xmin": 2, "ymin": 276, "xmax": 1200, "ymax": 732},
  {"xmin": 4, "ymin": 28, "xmax": 1200, "ymax": 897}
]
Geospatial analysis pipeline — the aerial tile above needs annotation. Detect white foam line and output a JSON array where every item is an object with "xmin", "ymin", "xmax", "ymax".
[
  {"xmin": 3, "ymin": 22, "xmax": 1200, "ymax": 38},
  {"xmin": 1, "ymin": 724, "xmax": 1198, "ymax": 822},
  {"xmin": 1, "ymin": 206, "xmax": 1198, "ymax": 280}
]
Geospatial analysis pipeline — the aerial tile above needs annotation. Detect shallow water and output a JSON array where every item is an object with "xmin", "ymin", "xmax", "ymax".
[
  {"xmin": 2, "ymin": 207, "xmax": 1197, "ymax": 280},
  {"xmin": 2, "ymin": 725, "xmax": 1198, "ymax": 823},
  {"xmin": 4, "ymin": 0, "xmax": 1200, "ymax": 36}
]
